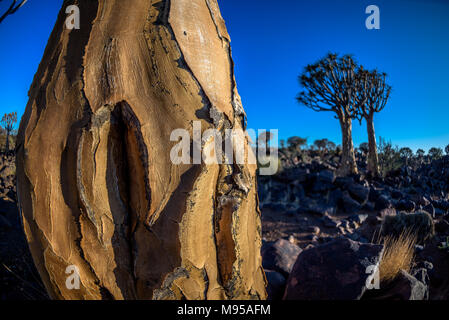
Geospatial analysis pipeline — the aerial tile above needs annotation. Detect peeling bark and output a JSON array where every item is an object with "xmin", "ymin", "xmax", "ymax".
[{"xmin": 16, "ymin": 0, "xmax": 266, "ymax": 300}]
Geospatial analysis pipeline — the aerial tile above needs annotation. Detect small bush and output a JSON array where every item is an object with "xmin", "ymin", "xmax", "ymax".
[
  {"xmin": 381, "ymin": 211, "xmax": 435, "ymax": 245},
  {"xmin": 379, "ymin": 229, "xmax": 417, "ymax": 283}
]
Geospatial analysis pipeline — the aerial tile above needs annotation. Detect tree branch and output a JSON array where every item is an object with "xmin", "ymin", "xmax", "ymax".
[{"xmin": 0, "ymin": 0, "xmax": 27, "ymax": 24}]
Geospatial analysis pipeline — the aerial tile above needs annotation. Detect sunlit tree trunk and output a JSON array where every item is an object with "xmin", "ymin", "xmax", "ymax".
[
  {"xmin": 366, "ymin": 114, "xmax": 380, "ymax": 177},
  {"xmin": 339, "ymin": 116, "xmax": 358, "ymax": 176},
  {"xmin": 16, "ymin": 0, "xmax": 266, "ymax": 300},
  {"xmin": 5, "ymin": 130, "xmax": 10, "ymax": 152}
]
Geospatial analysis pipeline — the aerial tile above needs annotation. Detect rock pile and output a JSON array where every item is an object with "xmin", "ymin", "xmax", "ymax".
[
  {"xmin": 0, "ymin": 153, "xmax": 48, "ymax": 300},
  {"xmin": 259, "ymin": 155, "xmax": 449, "ymax": 300}
]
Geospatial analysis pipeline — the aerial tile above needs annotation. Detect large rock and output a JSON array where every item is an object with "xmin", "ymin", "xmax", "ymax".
[
  {"xmin": 375, "ymin": 195, "xmax": 393, "ymax": 211},
  {"xmin": 434, "ymin": 200, "xmax": 449, "ymax": 211},
  {"xmin": 265, "ymin": 270, "xmax": 286, "ymax": 301},
  {"xmin": 262, "ymin": 239, "xmax": 302, "ymax": 277},
  {"xmin": 435, "ymin": 220, "xmax": 449, "ymax": 235},
  {"xmin": 395, "ymin": 199, "xmax": 416, "ymax": 212},
  {"xmin": 347, "ymin": 182, "xmax": 369, "ymax": 205},
  {"xmin": 284, "ymin": 238, "xmax": 384, "ymax": 300},
  {"xmin": 321, "ymin": 213, "xmax": 342, "ymax": 228},
  {"xmin": 363, "ymin": 270, "xmax": 428, "ymax": 300},
  {"xmin": 310, "ymin": 170, "xmax": 335, "ymax": 193},
  {"xmin": 340, "ymin": 191, "xmax": 362, "ymax": 214},
  {"xmin": 422, "ymin": 204, "xmax": 435, "ymax": 218},
  {"xmin": 310, "ymin": 170, "xmax": 334, "ymax": 193}
]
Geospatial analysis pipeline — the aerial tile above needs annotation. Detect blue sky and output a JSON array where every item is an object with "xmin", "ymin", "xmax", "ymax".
[{"xmin": 1, "ymin": 0, "xmax": 448, "ymax": 151}]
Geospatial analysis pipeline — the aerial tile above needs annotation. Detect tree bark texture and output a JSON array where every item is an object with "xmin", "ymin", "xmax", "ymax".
[
  {"xmin": 366, "ymin": 115, "xmax": 380, "ymax": 177},
  {"xmin": 5, "ymin": 131, "xmax": 10, "ymax": 152},
  {"xmin": 15, "ymin": 0, "xmax": 266, "ymax": 300},
  {"xmin": 338, "ymin": 117, "xmax": 358, "ymax": 176}
]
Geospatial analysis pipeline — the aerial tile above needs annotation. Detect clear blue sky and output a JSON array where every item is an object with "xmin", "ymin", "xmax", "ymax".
[{"xmin": 1, "ymin": 0, "xmax": 448, "ymax": 152}]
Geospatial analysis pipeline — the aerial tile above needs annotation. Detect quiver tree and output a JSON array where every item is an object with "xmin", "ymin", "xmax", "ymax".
[
  {"xmin": 287, "ymin": 136, "xmax": 307, "ymax": 153},
  {"xmin": 416, "ymin": 149, "xmax": 425, "ymax": 160},
  {"xmin": 399, "ymin": 147, "xmax": 413, "ymax": 166},
  {"xmin": 0, "ymin": 0, "xmax": 27, "ymax": 24},
  {"xmin": 16, "ymin": 0, "xmax": 266, "ymax": 300},
  {"xmin": 326, "ymin": 140, "xmax": 336, "ymax": 151},
  {"xmin": 359, "ymin": 69, "xmax": 391, "ymax": 177},
  {"xmin": 284, "ymin": 136, "xmax": 307, "ymax": 165},
  {"xmin": 1, "ymin": 112, "xmax": 17, "ymax": 152},
  {"xmin": 313, "ymin": 138, "xmax": 329, "ymax": 155},
  {"xmin": 297, "ymin": 53, "xmax": 365, "ymax": 176},
  {"xmin": 429, "ymin": 147, "xmax": 443, "ymax": 160},
  {"xmin": 359, "ymin": 142, "xmax": 369, "ymax": 156}
]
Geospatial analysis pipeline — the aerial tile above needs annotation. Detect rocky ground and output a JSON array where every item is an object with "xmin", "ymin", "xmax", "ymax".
[
  {"xmin": 259, "ymin": 152, "xmax": 449, "ymax": 300},
  {"xmin": 0, "ymin": 153, "xmax": 48, "ymax": 300},
  {"xmin": 1, "ymin": 150, "xmax": 448, "ymax": 300}
]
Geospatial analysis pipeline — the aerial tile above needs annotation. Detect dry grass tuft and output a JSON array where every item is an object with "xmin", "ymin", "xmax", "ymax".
[{"xmin": 378, "ymin": 229, "xmax": 417, "ymax": 283}]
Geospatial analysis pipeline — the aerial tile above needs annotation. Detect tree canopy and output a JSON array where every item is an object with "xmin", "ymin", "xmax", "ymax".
[
  {"xmin": 0, "ymin": 0, "xmax": 27, "ymax": 24},
  {"xmin": 297, "ymin": 53, "xmax": 366, "ymax": 119}
]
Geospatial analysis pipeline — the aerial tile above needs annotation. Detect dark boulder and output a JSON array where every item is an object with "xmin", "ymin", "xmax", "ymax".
[
  {"xmin": 369, "ymin": 187, "xmax": 382, "ymax": 203},
  {"xmin": 363, "ymin": 270, "xmax": 428, "ymax": 300},
  {"xmin": 422, "ymin": 204, "xmax": 435, "ymax": 218},
  {"xmin": 395, "ymin": 199, "xmax": 416, "ymax": 213},
  {"xmin": 310, "ymin": 170, "xmax": 335, "ymax": 193},
  {"xmin": 318, "ymin": 169, "xmax": 336, "ymax": 184},
  {"xmin": 284, "ymin": 238, "xmax": 384, "ymax": 300},
  {"xmin": 435, "ymin": 207, "xmax": 447, "ymax": 217},
  {"xmin": 328, "ymin": 188, "xmax": 343, "ymax": 207},
  {"xmin": 348, "ymin": 214, "xmax": 369, "ymax": 225},
  {"xmin": 321, "ymin": 213, "xmax": 341, "ymax": 229},
  {"xmin": 391, "ymin": 189, "xmax": 403, "ymax": 200},
  {"xmin": 340, "ymin": 191, "xmax": 362, "ymax": 214},
  {"xmin": 285, "ymin": 168, "xmax": 309, "ymax": 183},
  {"xmin": 375, "ymin": 195, "xmax": 392, "ymax": 211},
  {"xmin": 262, "ymin": 239, "xmax": 302, "ymax": 277},
  {"xmin": 434, "ymin": 200, "xmax": 449, "ymax": 211},
  {"xmin": 265, "ymin": 270, "xmax": 286, "ymax": 301},
  {"xmin": 334, "ymin": 176, "xmax": 354, "ymax": 189},
  {"xmin": 347, "ymin": 182, "xmax": 370, "ymax": 205},
  {"xmin": 435, "ymin": 220, "xmax": 449, "ymax": 235},
  {"xmin": 362, "ymin": 202, "xmax": 375, "ymax": 212}
]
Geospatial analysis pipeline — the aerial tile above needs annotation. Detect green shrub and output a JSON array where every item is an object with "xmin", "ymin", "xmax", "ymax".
[{"xmin": 381, "ymin": 211, "xmax": 435, "ymax": 245}]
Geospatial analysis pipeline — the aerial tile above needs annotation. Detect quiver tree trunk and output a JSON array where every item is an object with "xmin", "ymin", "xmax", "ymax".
[
  {"xmin": 5, "ymin": 130, "xmax": 10, "ymax": 152},
  {"xmin": 366, "ymin": 115, "xmax": 380, "ymax": 177},
  {"xmin": 16, "ymin": 0, "xmax": 266, "ymax": 300},
  {"xmin": 338, "ymin": 117, "xmax": 358, "ymax": 176}
]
